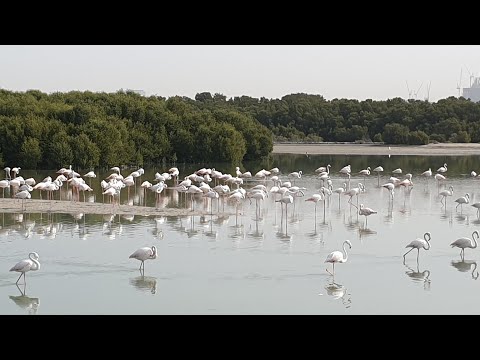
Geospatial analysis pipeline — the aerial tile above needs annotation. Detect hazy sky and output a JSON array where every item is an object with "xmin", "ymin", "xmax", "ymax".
[{"xmin": 1, "ymin": 45, "xmax": 479, "ymax": 102}]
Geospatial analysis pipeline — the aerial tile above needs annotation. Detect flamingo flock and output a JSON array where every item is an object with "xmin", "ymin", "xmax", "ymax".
[{"xmin": 4, "ymin": 159, "xmax": 480, "ymax": 287}]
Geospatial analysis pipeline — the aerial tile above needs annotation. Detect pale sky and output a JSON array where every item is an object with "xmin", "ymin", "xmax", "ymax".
[{"xmin": 1, "ymin": 45, "xmax": 479, "ymax": 102}]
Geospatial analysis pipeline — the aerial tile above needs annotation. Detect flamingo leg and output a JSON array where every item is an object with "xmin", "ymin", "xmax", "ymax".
[
  {"xmin": 403, "ymin": 247, "xmax": 414, "ymax": 259},
  {"xmin": 326, "ymin": 264, "xmax": 334, "ymax": 276},
  {"xmin": 15, "ymin": 272, "xmax": 23, "ymax": 284}
]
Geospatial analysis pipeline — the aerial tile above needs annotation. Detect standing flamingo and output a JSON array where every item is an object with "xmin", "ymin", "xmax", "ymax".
[
  {"xmin": 305, "ymin": 193, "xmax": 324, "ymax": 224},
  {"xmin": 358, "ymin": 167, "xmax": 371, "ymax": 187},
  {"xmin": 359, "ymin": 204, "xmax": 377, "ymax": 227},
  {"xmin": 325, "ymin": 240, "xmax": 352, "ymax": 276},
  {"xmin": 437, "ymin": 163, "xmax": 447, "ymax": 173},
  {"xmin": 439, "ymin": 186, "xmax": 453, "ymax": 205},
  {"xmin": 10, "ymin": 252, "xmax": 40, "ymax": 284},
  {"xmin": 129, "ymin": 246, "xmax": 157, "ymax": 271},
  {"xmin": 454, "ymin": 193, "xmax": 470, "ymax": 211},
  {"xmin": 451, "ymin": 230, "xmax": 479, "ymax": 259},
  {"xmin": 403, "ymin": 232, "xmax": 431, "ymax": 262},
  {"xmin": 373, "ymin": 166, "xmax": 383, "ymax": 186}
]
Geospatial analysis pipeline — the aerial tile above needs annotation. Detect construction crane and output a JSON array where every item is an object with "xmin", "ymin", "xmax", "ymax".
[
  {"xmin": 457, "ymin": 68, "xmax": 463, "ymax": 97},
  {"xmin": 424, "ymin": 81, "xmax": 431, "ymax": 102}
]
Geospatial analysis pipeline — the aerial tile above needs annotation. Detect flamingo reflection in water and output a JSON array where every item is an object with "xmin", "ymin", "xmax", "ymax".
[
  {"xmin": 9, "ymin": 283, "xmax": 40, "ymax": 314},
  {"xmin": 130, "ymin": 270, "xmax": 157, "ymax": 294},
  {"xmin": 451, "ymin": 259, "xmax": 479, "ymax": 280},
  {"xmin": 323, "ymin": 281, "xmax": 352, "ymax": 308},
  {"xmin": 404, "ymin": 262, "xmax": 431, "ymax": 290}
]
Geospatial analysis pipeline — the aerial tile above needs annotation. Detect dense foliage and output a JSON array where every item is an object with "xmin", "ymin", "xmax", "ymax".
[
  {"xmin": 0, "ymin": 90, "xmax": 273, "ymax": 169},
  {"xmin": 2, "ymin": 89, "xmax": 479, "ymax": 170},
  {"xmin": 220, "ymin": 93, "xmax": 480, "ymax": 145}
]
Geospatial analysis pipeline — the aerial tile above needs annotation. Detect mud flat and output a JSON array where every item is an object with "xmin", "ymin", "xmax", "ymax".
[
  {"xmin": 273, "ymin": 143, "xmax": 480, "ymax": 156},
  {"xmin": 0, "ymin": 198, "xmax": 226, "ymax": 217}
]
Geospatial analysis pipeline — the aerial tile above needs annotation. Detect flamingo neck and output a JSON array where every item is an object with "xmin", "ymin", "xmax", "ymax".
[
  {"xmin": 29, "ymin": 254, "xmax": 40, "ymax": 271},
  {"xmin": 424, "ymin": 233, "xmax": 431, "ymax": 250},
  {"xmin": 472, "ymin": 233, "xmax": 478, "ymax": 249},
  {"xmin": 342, "ymin": 243, "xmax": 349, "ymax": 263}
]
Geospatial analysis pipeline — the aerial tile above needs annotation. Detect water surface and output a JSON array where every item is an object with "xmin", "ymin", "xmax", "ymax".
[{"xmin": 1, "ymin": 154, "xmax": 480, "ymax": 314}]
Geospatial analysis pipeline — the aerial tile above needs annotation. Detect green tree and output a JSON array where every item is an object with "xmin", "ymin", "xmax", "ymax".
[
  {"xmin": 19, "ymin": 137, "xmax": 42, "ymax": 169},
  {"xmin": 408, "ymin": 130, "xmax": 429, "ymax": 145},
  {"xmin": 383, "ymin": 123, "xmax": 409, "ymax": 144}
]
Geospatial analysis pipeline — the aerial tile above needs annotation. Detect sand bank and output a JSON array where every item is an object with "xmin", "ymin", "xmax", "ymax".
[
  {"xmin": 273, "ymin": 143, "xmax": 480, "ymax": 156},
  {"xmin": 0, "ymin": 198, "xmax": 227, "ymax": 217}
]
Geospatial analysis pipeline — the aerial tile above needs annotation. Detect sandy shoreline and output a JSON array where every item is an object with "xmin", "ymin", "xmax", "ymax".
[
  {"xmin": 273, "ymin": 143, "xmax": 480, "ymax": 156},
  {"xmin": 0, "ymin": 198, "xmax": 230, "ymax": 217}
]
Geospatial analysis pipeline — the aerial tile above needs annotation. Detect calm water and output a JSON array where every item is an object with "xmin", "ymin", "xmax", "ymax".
[{"xmin": 2, "ymin": 154, "xmax": 480, "ymax": 314}]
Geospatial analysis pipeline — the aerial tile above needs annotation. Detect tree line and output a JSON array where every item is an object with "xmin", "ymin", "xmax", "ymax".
[
  {"xmin": 0, "ymin": 90, "xmax": 273, "ymax": 169},
  {"xmin": 2, "ymin": 89, "xmax": 479, "ymax": 170},
  {"xmin": 212, "ymin": 92, "xmax": 479, "ymax": 145}
]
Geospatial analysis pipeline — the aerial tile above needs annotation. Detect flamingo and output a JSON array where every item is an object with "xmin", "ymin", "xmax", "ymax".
[
  {"xmin": 333, "ymin": 183, "xmax": 347, "ymax": 205},
  {"xmin": 15, "ymin": 190, "xmax": 31, "ymax": 211},
  {"xmin": 358, "ymin": 167, "xmax": 371, "ymax": 185},
  {"xmin": 4, "ymin": 166, "xmax": 11, "ymax": 180},
  {"xmin": 129, "ymin": 246, "xmax": 157, "ymax": 271},
  {"xmin": 450, "ymin": 230, "xmax": 479, "ymax": 259},
  {"xmin": 305, "ymin": 193, "xmax": 324, "ymax": 222},
  {"xmin": 439, "ymin": 186, "xmax": 453, "ymax": 205},
  {"xmin": 381, "ymin": 182, "xmax": 395, "ymax": 201},
  {"xmin": 325, "ymin": 240, "xmax": 352, "ymax": 276},
  {"xmin": 392, "ymin": 168, "xmax": 402, "ymax": 175},
  {"xmin": 373, "ymin": 166, "xmax": 383, "ymax": 186},
  {"xmin": 10, "ymin": 252, "xmax": 40, "ymax": 284},
  {"xmin": 344, "ymin": 183, "xmax": 365, "ymax": 207},
  {"xmin": 0, "ymin": 179, "xmax": 9, "ymax": 197},
  {"xmin": 454, "ymin": 193, "xmax": 470, "ymax": 211},
  {"xmin": 437, "ymin": 163, "xmax": 447, "ymax": 173},
  {"xmin": 315, "ymin": 164, "xmax": 331, "ymax": 174},
  {"xmin": 339, "ymin": 165, "xmax": 351, "ymax": 176},
  {"xmin": 471, "ymin": 202, "xmax": 480, "ymax": 217},
  {"xmin": 403, "ymin": 232, "xmax": 431, "ymax": 262},
  {"xmin": 451, "ymin": 260, "xmax": 479, "ymax": 280},
  {"xmin": 358, "ymin": 204, "xmax": 377, "ymax": 227},
  {"xmin": 420, "ymin": 168, "xmax": 432, "ymax": 186},
  {"xmin": 288, "ymin": 171, "xmax": 302, "ymax": 185}
]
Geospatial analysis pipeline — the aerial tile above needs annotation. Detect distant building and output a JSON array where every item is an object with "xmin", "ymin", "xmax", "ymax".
[
  {"xmin": 119, "ymin": 88, "xmax": 146, "ymax": 96},
  {"xmin": 128, "ymin": 89, "xmax": 146, "ymax": 96},
  {"xmin": 463, "ymin": 77, "xmax": 480, "ymax": 102}
]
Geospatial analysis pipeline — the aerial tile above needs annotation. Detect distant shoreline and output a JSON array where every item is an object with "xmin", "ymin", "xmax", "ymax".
[{"xmin": 272, "ymin": 143, "xmax": 480, "ymax": 156}]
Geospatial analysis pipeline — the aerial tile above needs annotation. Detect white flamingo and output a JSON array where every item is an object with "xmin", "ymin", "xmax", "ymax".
[
  {"xmin": 451, "ymin": 231, "xmax": 479, "ymax": 259},
  {"xmin": 437, "ymin": 163, "xmax": 447, "ymax": 173},
  {"xmin": 455, "ymin": 193, "xmax": 470, "ymax": 211},
  {"xmin": 373, "ymin": 166, "xmax": 383, "ymax": 186},
  {"xmin": 325, "ymin": 240, "xmax": 352, "ymax": 276},
  {"xmin": 359, "ymin": 204, "xmax": 377, "ymax": 227},
  {"xmin": 129, "ymin": 246, "xmax": 157, "ymax": 271},
  {"xmin": 403, "ymin": 232, "xmax": 431, "ymax": 262},
  {"xmin": 10, "ymin": 252, "xmax": 40, "ymax": 284},
  {"xmin": 439, "ymin": 186, "xmax": 453, "ymax": 205}
]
